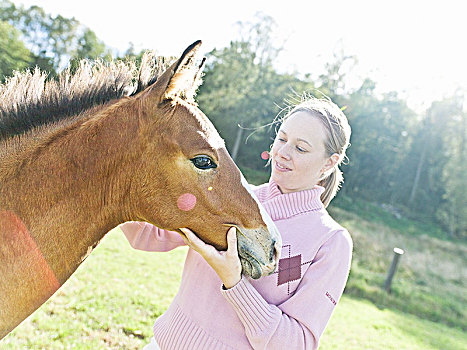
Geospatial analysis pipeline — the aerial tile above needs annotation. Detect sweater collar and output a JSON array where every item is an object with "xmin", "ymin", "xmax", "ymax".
[{"xmin": 260, "ymin": 180, "xmax": 325, "ymax": 220}]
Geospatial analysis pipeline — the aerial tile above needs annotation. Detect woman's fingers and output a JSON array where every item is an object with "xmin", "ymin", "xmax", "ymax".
[
  {"xmin": 180, "ymin": 228, "xmax": 216, "ymax": 256},
  {"xmin": 180, "ymin": 228, "xmax": 203, "ymax": 247},
  {"xmin": 226, "ymin": 227, "xmax": 238, "ymax": 256},
  {"xmin": 179, "ymin": 226, "xmax": 242, "ymax": 289},
  {"xmin": 178, "ymin": 228, "xmax": 194, "ymax": 248},
  {"xmin": 180, "ymin": 227, "xmax": 240, "ymax": 262}
]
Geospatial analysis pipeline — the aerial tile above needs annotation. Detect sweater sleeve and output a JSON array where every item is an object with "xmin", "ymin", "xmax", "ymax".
[
  {"xmin": 221, "ymin": 229, "xmax": 352, "ymax": 350},
  {"xmin": 119, "ymin": 221, "xmax": 186, "ymax": 252}
]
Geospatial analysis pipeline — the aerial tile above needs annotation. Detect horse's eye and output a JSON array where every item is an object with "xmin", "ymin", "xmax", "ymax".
[{"xmin": 191, "ymin": 156, "xmax": 217, "ymax": 170}]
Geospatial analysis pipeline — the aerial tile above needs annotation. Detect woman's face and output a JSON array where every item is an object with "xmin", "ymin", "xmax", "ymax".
[{"xmin": 271, "ymin": 111, "xmax": 335, "ymax": 194}]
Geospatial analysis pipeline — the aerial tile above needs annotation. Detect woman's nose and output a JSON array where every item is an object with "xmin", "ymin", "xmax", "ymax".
[{"xmin": 277, "ymin": 143, "xmax": 291, "ymax": 160}]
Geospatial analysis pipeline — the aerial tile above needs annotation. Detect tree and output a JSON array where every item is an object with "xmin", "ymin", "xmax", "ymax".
[
  {"xmin": 197, "ymin": 14, "xmax": 311, "ymax": 183},
  {"xmin": 405, "ymin": 99, "xmax": 460, "ymax": 213},
  {"xmin": 317, "ymin": 40, "xmax": 358, "ymax": 98},
  {"xmin": 336, "ymin": 76, "xmax": 417, "ymax": 206},
  {"xmin": 0, "ymin": 0, "xmax": 110, "ymax": 74},
  {"xmin": 434, "ymin": 94, "xmax": 466, "ymax": 238},
  {"xmin": 0, "ymin": 20, "xmax": 32, "ymax": 81},
  {"xmin": 74, "ymin": 28, "xmax": 110, "ymax": 61}
]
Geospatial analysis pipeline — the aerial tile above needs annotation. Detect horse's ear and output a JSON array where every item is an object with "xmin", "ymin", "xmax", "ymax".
[{"xmin": 154, "ymin": 40, "xmax": 205, "ymax": 103}]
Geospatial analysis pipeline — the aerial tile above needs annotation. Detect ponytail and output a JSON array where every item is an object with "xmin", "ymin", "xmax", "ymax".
[{"xmin": 318, "ymin": 167, "xmax": 343, "ymax": 208}]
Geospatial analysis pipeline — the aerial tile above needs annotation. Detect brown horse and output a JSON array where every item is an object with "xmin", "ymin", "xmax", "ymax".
[{"xmin": 0, "ymin": 41, "xmax": 281, "ymax": 340}]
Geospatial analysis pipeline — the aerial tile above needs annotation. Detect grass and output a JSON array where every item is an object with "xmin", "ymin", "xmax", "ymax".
[
  {"xmin": 2, "ymin": 230, "xmax": 188, "ymax": 349},
  {"xmin": 2, "ymin": 197, "xmax": 466, "ymax": 349},
  {"xmin": 321, "ymin": 296, "xmax": 466, "ymax": 350},
  {"xmin": 328, "ymin": 199, "xmax": 466, "ymax": 332}
]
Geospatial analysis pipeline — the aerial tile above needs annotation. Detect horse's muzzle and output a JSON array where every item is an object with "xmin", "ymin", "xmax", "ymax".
[{"xmin": 237, "ymin": 226, "xmax": 282, "ymax": 279}]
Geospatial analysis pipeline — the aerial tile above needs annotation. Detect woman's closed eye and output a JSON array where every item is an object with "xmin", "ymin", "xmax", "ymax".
[{"xmin": 278, "ymin": 137, "xmax": 307, "ymax": 152}]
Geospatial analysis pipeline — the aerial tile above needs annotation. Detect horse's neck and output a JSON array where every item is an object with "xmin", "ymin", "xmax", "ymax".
[{"xmin": 0, "ymin": 106, "xmax": 138, "ymax": 284}]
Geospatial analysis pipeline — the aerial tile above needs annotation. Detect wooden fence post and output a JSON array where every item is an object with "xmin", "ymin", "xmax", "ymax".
[{"xmin": 383, "ymin": 247, "xmax": 404, "ymax": 293}]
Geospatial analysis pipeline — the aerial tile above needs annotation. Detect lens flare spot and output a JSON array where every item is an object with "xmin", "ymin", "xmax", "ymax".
[
  {"xmin": 0, "ymin": 210, "xmax": 60, "ymax": 294},
  {"xmin": 261, "ymin": 151, "xmax": 270, "ymax": 160},
  {"xmin": 177, "ymin": 193, "xmax": 197, "ymax": 211}
]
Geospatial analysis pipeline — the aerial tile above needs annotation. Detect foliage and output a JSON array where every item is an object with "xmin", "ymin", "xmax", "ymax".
[
  {"xmin": 197, "ymin": 14, "xmax": 315, "ymax": 175},
  {"xmin": 434, "ymin": 94, "xmax": 467, "ymax": 238},
  {"xmin": 0, "ymin": 0, "xmax": 111, "ymax": 75},
  {"xmin": 339, "ymin": 81, "xmax": 417, "ymax": 204},
  {"xmin": 0, "ymin": 20, "xmax": 32, "ymax": 81},
  {"xmin": 316, "ymin": 40, "xmax": 358, "ymax": 97}
]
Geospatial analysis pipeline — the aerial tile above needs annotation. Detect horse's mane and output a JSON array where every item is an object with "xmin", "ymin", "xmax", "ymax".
[{"xmin": 0, "ymin": 52, "xmax": 174, "ymax": 140}]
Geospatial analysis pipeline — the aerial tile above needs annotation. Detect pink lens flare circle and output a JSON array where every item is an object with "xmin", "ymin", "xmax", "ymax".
[
  {"xmin": 177, "ymin": 193, "xmax": 197, "ymax": 211},
  {"xmin": 261, "ymin": 151, "xmax": 270, "ymax": 160}
]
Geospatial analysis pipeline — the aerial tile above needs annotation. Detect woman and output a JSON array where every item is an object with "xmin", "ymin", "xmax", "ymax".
[{"xmin": 120, "ymin": 95, "xmax": 352, "ymax": 349}]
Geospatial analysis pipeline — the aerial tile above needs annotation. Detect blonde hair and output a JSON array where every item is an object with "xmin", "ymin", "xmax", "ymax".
[{"xmin": 278, "ymin": 94, "xmax": 351, "ymax": 207}]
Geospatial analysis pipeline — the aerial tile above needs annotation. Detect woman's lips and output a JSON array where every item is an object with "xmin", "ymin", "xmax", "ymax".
[{"xmin": 275, "ymin": 161, "xmax": 292, "ymax": 172}]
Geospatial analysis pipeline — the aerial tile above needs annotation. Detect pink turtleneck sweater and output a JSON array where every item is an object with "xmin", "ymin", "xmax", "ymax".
[{"xmin": 120, "ymin": 181, "xmax": 352, "ymax": 350}]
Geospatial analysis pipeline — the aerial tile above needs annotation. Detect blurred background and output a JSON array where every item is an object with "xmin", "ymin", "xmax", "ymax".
[{"xmin": 1, "ymin": 0, "xmax": 465, "ymax": 348}]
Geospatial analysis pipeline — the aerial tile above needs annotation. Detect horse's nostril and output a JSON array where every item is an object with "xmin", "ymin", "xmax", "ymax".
[
  {"xmin": 270, "ymin": 239, "xmax": 278, "ymax": 262},
  {"xmin": 273, "ymin": 241, "xmax": 281, "ymax": 262}
]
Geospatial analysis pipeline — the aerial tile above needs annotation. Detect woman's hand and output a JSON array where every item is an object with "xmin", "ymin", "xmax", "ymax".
[{"xmin": 179, "ymin": 227, "xmax": 242, "ymax": 289}]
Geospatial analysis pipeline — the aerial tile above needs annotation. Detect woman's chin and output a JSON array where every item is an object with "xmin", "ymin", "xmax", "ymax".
[{"xmin": 271, "ymin": 172, "xmax": 288, "ymax": 186}]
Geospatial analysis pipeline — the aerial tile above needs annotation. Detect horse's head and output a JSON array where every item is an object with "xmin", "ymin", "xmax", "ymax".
[{"xmin": 130, "ymin": 41, "xmax": 281, "ymax": 279}]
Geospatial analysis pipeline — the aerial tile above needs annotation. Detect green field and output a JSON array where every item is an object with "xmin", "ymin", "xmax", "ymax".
[{"xmin": 2, "ymin": 201, "xmax": 466, "ymax": 349}]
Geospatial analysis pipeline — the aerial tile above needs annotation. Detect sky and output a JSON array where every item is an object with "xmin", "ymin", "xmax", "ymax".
[{"xmin": 16, "ymin": 0, "xmax": 467, "ymax": 112}]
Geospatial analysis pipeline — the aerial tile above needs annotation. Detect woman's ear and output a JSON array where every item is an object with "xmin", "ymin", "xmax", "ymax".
[{"xmin": 321, "ymin": 153, "xmax": 340, "ymax": 174}]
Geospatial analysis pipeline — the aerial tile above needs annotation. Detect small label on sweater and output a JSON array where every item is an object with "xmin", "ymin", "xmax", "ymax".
[{"xmin": 326, "ymin": 292, "xmax": 337, "ymax": 306}]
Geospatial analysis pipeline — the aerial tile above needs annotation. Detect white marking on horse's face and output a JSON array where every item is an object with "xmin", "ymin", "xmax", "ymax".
[{"xmin": 240, "ymin": 176, "xmax": 282, "ymax": 254}]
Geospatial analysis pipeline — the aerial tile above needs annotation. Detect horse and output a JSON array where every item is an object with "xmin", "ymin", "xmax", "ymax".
[{"xmin": 0, "ymin": 41, "xmax": 281, "ymax": 340}]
